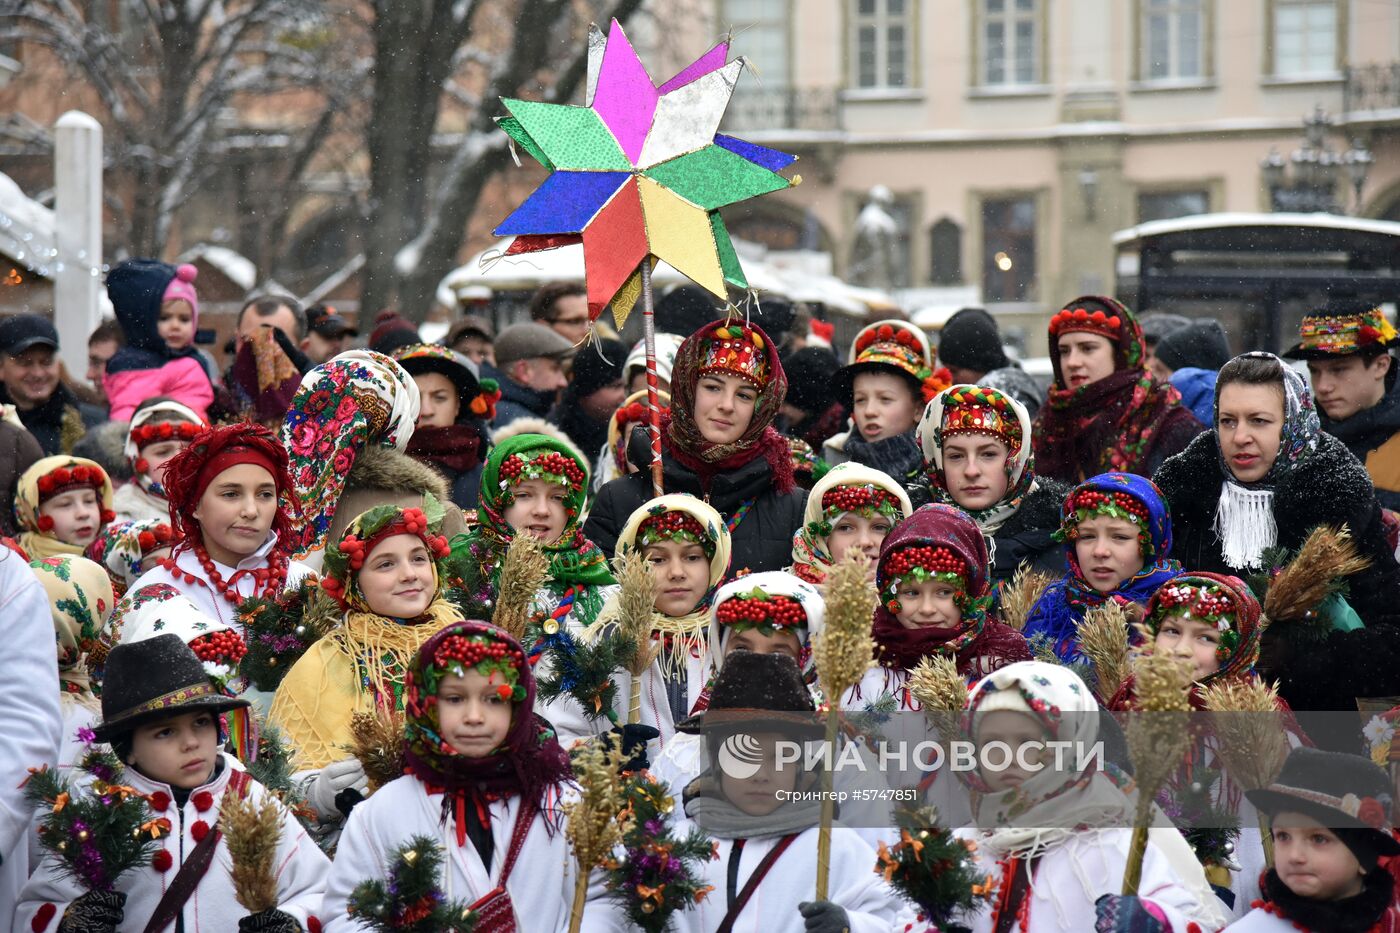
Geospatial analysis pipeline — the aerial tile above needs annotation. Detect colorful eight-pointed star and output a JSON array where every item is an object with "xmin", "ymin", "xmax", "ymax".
[{"xmin": 493, "ymin": 19, "xmax": 799, "ymax": 325}]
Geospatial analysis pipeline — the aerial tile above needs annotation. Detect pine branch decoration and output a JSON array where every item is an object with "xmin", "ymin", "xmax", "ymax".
[
  {"xmin": 533, "ymin": 624, "xmax": 634, "ymax": 725},
  {"xmin": 875, "ymin": 805, "xmax": 990, "ymax": 929},
  {"xmin": 347, "ymin": 708, "xmax": 406, "ymax": 793},
  {"xmin": 813, "ymin": 551, "xmax": 876, "ymax": 701},
  {"xmin": 237, "ymin": 576, "xmax": 336, "ymax": 691},
  {"xmin": 1076, "ymin": 601, "xmax": 1131, "ymax": 703},
  {"xmin": 347, "ymin": 835, "xmax": 478, "ymax": 932},
  {"xmin": 494, "ymin": 533, "xmax": 551, "ymax": 641},
  {"xmin": 604, "ymin": 771, "xmax": 716, "ymax": 932},
  {"xmin": 220, "ymin": 793, "xmax": 282, "ymax": 913},
  {"xmin": 1260, "ymin": 525, "xmax": 1370, "ymax": 625},
  {"xmin": 997, "ymin": 565, "xmax": 1056, "ymax": 632}
]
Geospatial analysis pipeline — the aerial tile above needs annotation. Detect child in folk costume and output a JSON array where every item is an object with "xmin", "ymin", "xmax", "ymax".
[
  {"xmin": 956, "ymin": 661, "xmax": 1227, "ymax": 933},
  {"xmin": 847, "ymin": 503, "xmax": 1031, "ymax": 713},
  {"xmin": 85, "ymin": 518, "xmax": 176, "ymax": 598},
  {"xmin": 322, "ymin": 620, "xmax": 618, "ymax": 932},
  {"xmin": 673, "ymin": 651, "xmax": 901, "ymax": 933},
  {"xmin": 111, "ymin": 398, "xmax": 206, "ymax": 523},
  {"xmin": 127, "ymin": 423, "xmax": 314, "ymax": 632},
  {"xmin": 270, "ymin": 500, "xmax": 459, "ymax": 826},
  {"xmin": 540, "ymin": 494, "xmax": 731, "ymax": 752},
  {"xmin": 29, "ymin": 555, "xmax": 113, "ymax": 772},
  {"xmin": 789, "ymin": 462, "xmax": 912, "ymax": 585},
  {"xmin": 15, "ymin": 456, "xmax": 116, "ymax": 561},
  {"xmin": 1021, "ymin": 472, "xmax": 1181, "ymax": 665},
  {"xmin": 461, "ymin": 432, "xmax": 616, "ymax": 629},
  {"xmin": 1228, "ymin": 748, "xmax": 1400, "ymax": 932},
  {"xmin": 912, "ymin": 384, "xmax": 1070, "ymax": 585},
  {"xmin": 17, "ymin": 635, "xmax": 329, "ymax": 933}
]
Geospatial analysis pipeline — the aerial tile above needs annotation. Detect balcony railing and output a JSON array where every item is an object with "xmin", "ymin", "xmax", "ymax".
[
  {"xmin": 1344, "ymin": 63, "xmax": 1400, "ymax": 113},
  {"xmin": 720, "ymin": 87, "xmax": 843, "ymax": 133}
]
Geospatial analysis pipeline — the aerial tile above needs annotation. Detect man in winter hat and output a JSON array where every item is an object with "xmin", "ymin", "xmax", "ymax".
[
  {"xmin": 936, "ymin": 307, "xmax": 1044, "ymax": 417},
  {"xmin": 1149, "ymin": 318, "xmax": 1232, "ymax": 426}
]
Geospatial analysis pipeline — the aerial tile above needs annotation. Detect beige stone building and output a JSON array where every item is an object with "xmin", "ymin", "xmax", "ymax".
[{"xmin": 653, "ymin": 0, "xmax": 1400, "ymax": 354}]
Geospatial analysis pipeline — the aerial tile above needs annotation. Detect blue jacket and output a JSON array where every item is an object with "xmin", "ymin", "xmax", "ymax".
[{"xmin": 1169, "ymin": 366, "xmax": 1217, "ymax": 427}]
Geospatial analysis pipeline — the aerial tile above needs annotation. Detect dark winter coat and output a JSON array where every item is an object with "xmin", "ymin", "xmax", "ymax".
[
  {"xmin": 492, "ymin": 376, "xmax": 557, "ymax": 430},
  {"xmin": 584, "ymin": 436, "xmax": 807, "ymax": 577},
  {"xmin": 0, "ymin": 383, "xmax": 104, "ymax": 456},
  {"xmin": 0, "ymin": 419, "xmax": 42, "ymax": 537},
  {"xmin": 1323, "ymin": 379, "xmax": 1400, "ymax": 512},
  {"xmin": 1154, "ymin": 431, "xmax": 1400, "ymax": 725},
  {"xmin": 907, "ymin": 477, "xmax": 1070, "ymax": 585}
]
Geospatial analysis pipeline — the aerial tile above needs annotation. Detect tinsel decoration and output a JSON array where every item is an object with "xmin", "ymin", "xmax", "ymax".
[
  {"xmin": 532, "ymin": 624, "xmax": 635, "ymax": 725},
  {"xmin": 563, "ymin": 739, "xmax": 629, "ymax": 933},
  {"xmin": 346, "ymin": 835, "xmax": 478, "ymax": 932},
  {"xmin": 247, "ymin": 720, "xmax": 315, "ymax": 829},
  {"xmin": 613, "ymin": 547, "xmax": 661, "ymax": 724},
  {"xmin": 24, "ymin": 748, "xmax": 170, "ymax": 892},
  {"xmin": 237, "ymin": 576, "xmax": 337, "ymax": 691},
  {"xmin": 1076, "ymin": 601, "xmax": 1132, "ymax": 704},
  {"xmin": 907, "ymin": 655, "xmax": 968, "ymax": 740},
  {"xmin": 603, "ymin": 770, "xmax": 716, "ymax": 931},
  {"xmin": 493, "ymin": 533, "xmax": 551, "ymax": 642},
  {"xmin": 1201, "ymin": 678, "xmax": 1290, "ymax": 867},
  {"xmin": 347, "ymin": 708, "xmax": 407, "ymax": 794},
  {"xmin": 811, "ymin": 551, "xmax": 877, "ymax": 902},
  {"xmin": 996, "ymin": 565, "xmax": 1056, "ymax": 632},
  {"xmin": 1159, "ymin": 764, "xmax": 1241, "ymax": 888},
  {"xmin": 1255, "ymin": 525, "xmax": 1370, "ymax": 626},
  {"xmin": 220, "ymin": 793, "xmax": 282, "ymax": 913},
  {"xmin": 874, "ymin": 804, "xmax": 990, "ymax": 930},
  {"xmin": 1121, "ymin": 652, "xmax": 1194, "ymax": 895}
]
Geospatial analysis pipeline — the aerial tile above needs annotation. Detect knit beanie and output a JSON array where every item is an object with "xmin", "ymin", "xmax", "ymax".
[
  {"xmin": 655, "ymin": 285, "xmax": 720, "ymax": 337},
  {"xmin": 937, "ymin": 307, "xmax": 1010, "ymax": 375},
  {"xmin": 368, "ymin": 310, "xmax": 421, "ymax": 355},
  {"xmin": 568, "ymin": 338, "xmax": 627, "ymax": 398},
  {"xmin": 106, "ymin": 259, "xmax": 199, "ymax": 349},
  {"xmin": 781, "ymin": 346, "xmax": 839, "ymax": 414},
  {"xmin": 1139, "ymin": 312, "xmax": 1191, "ymax": 347},
  {"xmin": 1154, "ymin": 320, "xmax": 1232, "ymax": 373}
]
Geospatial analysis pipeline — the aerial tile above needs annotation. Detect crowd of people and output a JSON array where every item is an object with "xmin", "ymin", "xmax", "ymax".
[{"xmin": 1, "ymin": 257, "xmax": 1399, "ymax": 931}]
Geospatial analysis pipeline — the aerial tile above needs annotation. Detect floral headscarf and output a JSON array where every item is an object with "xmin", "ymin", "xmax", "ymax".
[
  {"xmin": 1145, "ymin": 572, "xmax": 1262, "ymax": 688},
  {"xmin": 1021, "ymin": 472, "xmax": 1181, "ymax": 664},
  {"xmin": 871, "ymin": 503, "xmax": 994, "ymax": 671},
  {"xmin": 1034, "ymin": 296, "xmax": 1191, "ymax": 481},
  {"xmin": 86, "ymin": 519, "xmax": 176, "ymax": 594},
  {"xmin": 468, "ymin": 433, "xmax": 614, "ymax": 588},
  {"xmin": 790, "ymin": 463, "xmax": 912, "ymax": 585},
  {"xmin": 1215, "ymin": 351, "xmax": 1320, "ymax": 490},
  {"xmin": 282, "ymin": 350, "xmax": 421, "ymax": 562},
  {"xmin": 123, "ymin": 400, "xmax": 206, "ymax": 497},
  {"xmin": 919, "ymin": 384, "xmax": 1038, "ymax": 535},
  {"xmin": 15, "ymin": 456, "xmax": 116, "ymax": 560},
  {"xmin": 403, "ymin": 620, "xmax": 571, "ymax": 803},
  {"xmin": 665, "ymin": 320, "xmax": 792, "ymax": 485},
  {"xmin": 31, "ymin": 555, "xmax": 114, "ymax": 696}
]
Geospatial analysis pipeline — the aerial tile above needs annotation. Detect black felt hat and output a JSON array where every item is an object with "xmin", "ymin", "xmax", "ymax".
[
  {"xmin": 93, "ymin": 634, "xmax": 250, "ymax": 742},
  {"xmin": 1246, "ymin": 747, "xmax": 1400, "ymax": 855},
  {"xmin": 677, "ymin": 651, "xmax": 824, "ymax": 738}
]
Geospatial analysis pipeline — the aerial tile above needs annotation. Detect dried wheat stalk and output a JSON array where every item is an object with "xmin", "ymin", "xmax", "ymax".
[
  {"xmin": 219, "ymin": 793, "xmax": 282, "ymax": 913},
  {"xmin": 495, "ymin": 533, "xmax": 551, "ymax": 640},
  {"xmin": 997, "ymin": 565, "xmax": 1056, "ymax": 631},
  {"xmin": 347, "ymin": 708, "xmax": 406, "ymax": 793}
]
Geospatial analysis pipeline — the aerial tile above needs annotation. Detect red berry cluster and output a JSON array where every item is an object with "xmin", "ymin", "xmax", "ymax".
[
  {"xmin": 499, "ymin": 451, "xmax": 585, "ymax": 490},
  {"xmin": 820, "ymin": 483, "xmax": 901, "ymax": 517},
  {"xmin": 715, "ymin": 593, "xmax": 806, "ymax": 630},
  {"xmin": 638, "ymin": 510, "xmax": 710, "ymax": 548},
  {"xmin": 434, "ymin": 634, "xmax": 524, "ymax": 670},
  {"xmin": 131, "ymin": 421, "xmax": 202, "ymax": 448},
  {"xmin": 1156, "ymin": 583, "xmax": 1234, "ymax": 620},
  {"xmin": 189, "ymin": 630, "xmax": 248, "ymax": 666},
  {"xmin": 883, "ymin": 545, "xmax": 967, "ymax": 580},
  {"xmin": 1070, "ymin": 489, "xmax": 1148, "ymax": 523},
  {"xmin": 36, "ymin": 464, "xmax": 105, "ymax": 498},
  {"xmin": 1049, "ymin": 306, "xmax": 1122, "ymax": 338},
  {"xmin": 136, "ymin": 524, "xmax": 175, "ymax": 552},
  {"xmin": 857, "ymin": 323, "xmax": 920, "ymax": 354}
]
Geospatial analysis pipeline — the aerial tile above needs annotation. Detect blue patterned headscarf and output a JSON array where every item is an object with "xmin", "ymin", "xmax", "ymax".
[{"xmin": 1021, "ymin": 472, "xmax": 1181, "ymax": 664}]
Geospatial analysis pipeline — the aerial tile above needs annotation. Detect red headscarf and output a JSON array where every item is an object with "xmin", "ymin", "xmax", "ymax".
[{"xmin": 160, "ymin": 422, "xmax": 301, "ymax": 549}]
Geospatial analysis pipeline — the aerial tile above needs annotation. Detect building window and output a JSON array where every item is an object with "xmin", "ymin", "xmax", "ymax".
[
  {"xmin": 929, "ymin": 218, "xmax": 963, "ymax": 285},
  {"xmin": 1271, "ymin": 0, "xmax": 1340, "ymax": 77},
  {"xmin": 980, "ymin": 0, "xmax": 1042, "ymax": 87},
  {"xmin": 981, "ymin": 196, "xmax": 1036, "ymax": 302},
  {"xmin": 723, "ymin": 0, "xmax": 789, "ymax": 86},
  {"xmin": 1137, "ymin": 189, "xmax": 1210, "ymax": 223},
  {"xmin": 1140, "ymin": 0, "xmax": 1205, "ymax": 81},
  {"xmin": 851, "ymin": 0, "xmax": 913, "ymax": 89}
]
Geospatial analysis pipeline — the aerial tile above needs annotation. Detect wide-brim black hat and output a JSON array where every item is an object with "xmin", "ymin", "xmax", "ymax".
[
  {"xmin": 394, "ymin": 345, "xmax": 482, "ymax": 412},
  {"xmin": 676, "ymin": 652, "xmax": 825, "ymax": 739},
  {"xmin": 1246, "ymin": 747, "xmax": 1400, "ymax": 854},
  {"xmin": 93, "ymin": 633, "xmax": 250, "ymax": 742}
]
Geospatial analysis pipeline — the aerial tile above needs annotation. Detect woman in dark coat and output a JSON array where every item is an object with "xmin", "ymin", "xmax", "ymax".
[
  {"xmin": 584, "ymin": 320, "xmax": 805, "ymax": 577},
  {"xmin": 1033, "ymin": 295, "xmax": 1203, "ymax": 483},
  {"xmin": 910, "ymin": 384, "xmax": 1068, "ymax": 585},
  {"xmin": 1154, "ymin": 351, "xmax": 1400, "ymax": 725}
]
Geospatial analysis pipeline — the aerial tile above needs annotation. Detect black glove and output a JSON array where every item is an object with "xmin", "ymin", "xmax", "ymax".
[
  {"xmin": 239, "ymin": 908, "xmax": 303, "ymax": 932},
  {"xmin": 270, "ymin": 324, "xmax": 315, "ymax": 375},
  {"xmin": 798, "ymin": 900, "xmax": 851, "ymax": 933},
  {"xmin": 1094, "ymin": 894, "xmax": 1170, "ymax": 933},
  {"xmin": 334, "ymin": 785, "xmax": 365, "ymax": 819},
  {"xmin": 57, "ymin": 890, "xmax": 126, "ymax": 933},
  {"xmin": 607, "ymin": 723, "xmax": 660, "ymax": 773}
]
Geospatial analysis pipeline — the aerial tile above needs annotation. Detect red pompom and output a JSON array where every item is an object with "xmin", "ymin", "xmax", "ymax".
[
  {"xmin": 37, "ymin": 476, "xmax": 54, "ymax": 494},
  {"xmin": 138, "ymin": 531, "xmax": 156, "ymax": 549},
  {"xmin": 151, "ymin": 849, "xmax": 174, "ymax": 872},
  {"xmin": 148, "ymin": 791, "xmax": 171, "ymax": 811},
  {"xmin": 175, "ymin": 263, "xmax": 198, "ymax": 283},
  {"xmin": 190, "ymin": 820, "xmax": 210, "ymax": 842},
  {"xmin": 100, "ymin": 509, "xmax": 115, "ymax": 524},
  {"xmin": 32, "ymin": 903, "xmax": 56, "ymax": 931},
  {"xmin": 1358, "ymin": 797, "xmax": 1387, "ymax": 830},
  {"xmin": 134, "ymin": 457, "xmax": 150, "ymax": 474},
  {"xmin": 307, "ymin": 918, "xmax": 323, "ymax": 933},
  {"xmin": 36, "ymin": 515, "xmax": 54, "ymax": 532},
  {"xmin": 192, "ymin": 791, "xmax": 214, "ymax": 812}
]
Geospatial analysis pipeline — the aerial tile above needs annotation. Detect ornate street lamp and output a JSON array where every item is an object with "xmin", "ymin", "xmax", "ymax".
[{"xmin": 1261, "ymin": 106, "xmax": 1372, "ymax": 214}]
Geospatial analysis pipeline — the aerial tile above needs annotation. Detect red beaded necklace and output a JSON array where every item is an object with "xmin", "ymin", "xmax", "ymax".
[{"xmin": 158, "ymin": 539, "xmax": 289, "ymax": 606}]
